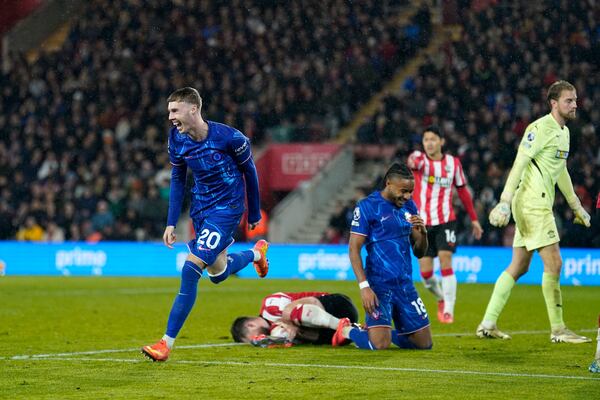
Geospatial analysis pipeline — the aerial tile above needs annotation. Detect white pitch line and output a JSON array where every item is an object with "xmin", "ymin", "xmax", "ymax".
[
  {"xmin": 10, "ymin": 357, "xmax": 600, "ymax": 382},
  {"xmin": 17, "ymin": 286, "xmax": 266, "ymax": 297},
  {"xmin": 7, "ymin": 342, "xmax": 244, "ymax": 360},
  {"xmin": 435, "ymin": 328, "xmax": 596, "ymax": 337},
  {"xmin": 3, "ymin": 328, "xmax": 596, "ymax": 361}
]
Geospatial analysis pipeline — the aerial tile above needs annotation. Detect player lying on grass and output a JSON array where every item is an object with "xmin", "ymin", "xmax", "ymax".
[{"xmin": 231, "ymin": 291, "xmax": 359, "ymax": 346}]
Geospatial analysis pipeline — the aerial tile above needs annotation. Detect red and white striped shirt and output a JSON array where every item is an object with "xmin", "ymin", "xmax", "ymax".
[
  {"xmin": 408, "ymin": 151, "xmax": 473, "ymax": 226},
  {"xmin": 259, "ymin": 291, "xmax": 327, "ymax": 323}
]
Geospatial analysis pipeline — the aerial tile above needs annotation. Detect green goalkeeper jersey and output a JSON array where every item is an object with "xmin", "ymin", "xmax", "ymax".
[{"xmin": 515, "ymin": 113, "xmax": 570, "ymax": 208}]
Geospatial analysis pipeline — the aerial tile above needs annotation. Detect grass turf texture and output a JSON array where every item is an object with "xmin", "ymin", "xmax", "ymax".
[{"xmin": 1, "ymin": 276, "xmax": 599, "ymax": 399}]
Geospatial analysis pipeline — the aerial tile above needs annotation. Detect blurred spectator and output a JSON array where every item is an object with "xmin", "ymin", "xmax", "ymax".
[
  {"xmin": 16, "ymin": 216, "xmax": 44, "ymax": 241},
  {"xmin": 320, "ymin": 226, "xmax": 344, "ymax": 244},
  {"xmin": 42, "ymin": 221, "xmax": 65, "ymax": 243},
  {"xmin": 91, "ymin": 200, "xmax": 115, "ymax": 232}
]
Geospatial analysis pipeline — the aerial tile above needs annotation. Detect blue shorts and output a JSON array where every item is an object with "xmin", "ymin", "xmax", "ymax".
[
  {"xmin": 187, "ymin": 210, "xmax": 242, "ymax": 266},
  {"xmin": 365, "ymin": 282, "xmax": 430, "ymax": 335}
]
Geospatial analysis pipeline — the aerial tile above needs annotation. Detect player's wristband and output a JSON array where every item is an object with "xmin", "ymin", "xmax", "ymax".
[{"xmin": 358, "ymin": 281, "xmax": 370, "ymax": 290}]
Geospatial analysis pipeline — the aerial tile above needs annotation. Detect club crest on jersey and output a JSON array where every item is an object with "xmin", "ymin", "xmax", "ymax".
[
  {"xmin": 371, "ymin": 310, "xmax": 380, "ymax": 320},
  {"xmin": 555, "ymin": 150, "xmax": 569, "ymax": 159},
  {"xmin": 212, "ymin": 152, "xmax": 223, "ymax": 162},
  {"xmin": 526, "ymin": 131, "xmax": 535, "ymax": 141}
]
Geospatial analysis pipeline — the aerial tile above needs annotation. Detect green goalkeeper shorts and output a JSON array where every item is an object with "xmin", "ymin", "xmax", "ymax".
[{"xmin": 512, "ymin": 204, "xmax": 559, "ymax": 251}]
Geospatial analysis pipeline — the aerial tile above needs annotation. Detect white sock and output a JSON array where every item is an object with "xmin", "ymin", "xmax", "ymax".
[
  {"xmin": 252, "ymin": 249, "xmax": 261, "ymax": 262},
  {"xmin": 423, "ymin": 275, "xmax": 443, "ymax": 300},
  {"xmin": 299, "ymin": 304, "xmax": 339, "ymax": 330},
  {"xmin": 162, "ymin": 334, "xmax": 175, "ymax": 349},
  {"xmin": 442, "ymin": 274, "xmax": 457, "ymax": 315},
  {"xmin": 481, "ymin": 320, "xmax": 496, "ymax": 329}
]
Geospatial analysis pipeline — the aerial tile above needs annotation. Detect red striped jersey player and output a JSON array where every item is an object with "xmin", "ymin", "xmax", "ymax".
[
  {"xmin": 230, "ymin": 291, "xmax": 358, "ymax": 345},
  {"xmin": 407, "ymin": 125, "xmax": 483, "ymax": 324}
]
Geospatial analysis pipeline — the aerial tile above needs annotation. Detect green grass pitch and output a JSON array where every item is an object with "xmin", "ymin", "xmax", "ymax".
[{"xmin": 1, "ymin": 276, "xmax": 599, "ymax": 399}]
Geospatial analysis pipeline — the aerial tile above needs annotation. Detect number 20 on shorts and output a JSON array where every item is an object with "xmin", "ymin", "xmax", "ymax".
[{"xmin": 197, "ymin": 229, "xmax": 221, "ymax": 249}]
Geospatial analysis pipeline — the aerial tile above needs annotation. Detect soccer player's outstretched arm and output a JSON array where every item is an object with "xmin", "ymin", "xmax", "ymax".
[
  {"xmin": 557, "ymin": 168, "xmax": 591, "ymax": 227},
  {"xmin": 407, "ymin": 150, "xmax": 425, "ymax": 170},
  {"xmin": 231, "ymin": 133, "xmax": 261, "ymax": 227}
]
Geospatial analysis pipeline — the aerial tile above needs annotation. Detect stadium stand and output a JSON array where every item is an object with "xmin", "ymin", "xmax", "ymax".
[
  {"xmin": 0, "ymin": 0, "xmax": 431, "ymax": 242},
  {"xmin": 0, "ymin": 1, "xmax": 597, "ymax": 248}
]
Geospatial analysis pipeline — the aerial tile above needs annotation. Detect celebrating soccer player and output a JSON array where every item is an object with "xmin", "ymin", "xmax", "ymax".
[
  {"xmin": 407, "ymin": 126, "xmax": 483, "ymax": 324},
  {"xmin": 477, "ymin": 80, "xmax": 592, "ymax": 343},
  {"xmin": 142, "ymin": 87, "xmax": 269, "ymax": 361},
  {"xmin": 332, "ymin": 162, "xmax": 432, "ymax": 350}
]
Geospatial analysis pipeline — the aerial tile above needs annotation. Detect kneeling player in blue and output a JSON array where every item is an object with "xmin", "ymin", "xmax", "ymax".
[
  {"xmin": 142, "ymin": 87, "xmax": 269, "ymax": 362},
  {"xmin": 332, "ymin": 162, "xmax": 432, "ymax": 350}
]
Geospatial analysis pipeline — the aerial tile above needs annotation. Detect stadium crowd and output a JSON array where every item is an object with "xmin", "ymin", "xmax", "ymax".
[
  {"xmin": 0, "ymin": 0, "xmax": 430, "ymax": 242},
  {"xmin": 323, "ymin": 0, "xmax": 600, "ymax": 248},
  {"xmin": 1, "ymin": 0, "xmax": 597, "ymax": 248}
]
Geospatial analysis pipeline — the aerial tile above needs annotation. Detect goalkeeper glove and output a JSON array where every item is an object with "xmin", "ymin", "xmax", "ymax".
[
  {"xmin": 489, "ymin": 201, "xmax": 511, "ymax": 227},
  {"xmin": 567, "ymin": 197, "xmax": 591, "ymax": 228},
  {"xmin": 572, "ymin": 204, "xmax": 591, "ymax": 227}
]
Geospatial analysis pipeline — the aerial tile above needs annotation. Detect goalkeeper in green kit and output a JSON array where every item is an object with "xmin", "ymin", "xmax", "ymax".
[{"xmin": 476, "ymin": 81, "xmax": 592, "ymax": 343}]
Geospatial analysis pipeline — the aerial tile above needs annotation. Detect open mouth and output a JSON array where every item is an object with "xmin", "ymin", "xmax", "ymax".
[{"xmin": 172, "ymin": 120, "xmax": 183, "ymax": 130}]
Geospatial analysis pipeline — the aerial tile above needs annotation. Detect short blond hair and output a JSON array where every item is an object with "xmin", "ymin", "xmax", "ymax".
[
  {"xmin": 547, "ymin": 80, "xmax": 575, "ymax": 105},
  {"xmin": 167, "ymin": 87, "xmax": 202, "ymax": 108}
]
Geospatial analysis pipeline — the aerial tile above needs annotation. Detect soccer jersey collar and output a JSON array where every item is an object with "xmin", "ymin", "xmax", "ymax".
[
  {"xmin": 548, "ymin": 112, "xmax": 566, "ymax": 130},
  {"xmin": 178, "ymin": 121, "xmax": 213, "ymax": 143},
  {"xmin": 425, "ymin": 152, "xmax": 444, "ymax": 162}
]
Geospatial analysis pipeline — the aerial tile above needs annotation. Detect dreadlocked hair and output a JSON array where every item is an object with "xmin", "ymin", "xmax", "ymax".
[{"xmin": 383, "ymin": 162, "xmax": 414, "ymax": 187}]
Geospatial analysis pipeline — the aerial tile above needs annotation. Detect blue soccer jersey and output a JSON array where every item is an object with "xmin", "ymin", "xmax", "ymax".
[
  {"xmin": 168, "ymin": 121, "xmax": 254, "ymax": 213},
  {"xmin": 350, "ymin": 191, "xmax": 418, "ymax": 285}
]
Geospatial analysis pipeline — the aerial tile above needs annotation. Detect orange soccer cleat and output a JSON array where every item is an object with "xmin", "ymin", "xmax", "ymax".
[
  {"xmin": 436, "ymin": 300, "xmax": 445, "ymax": 323},
  {"xmin": 253, "ymin": 239, "xmax": 269, "ymax": 278},
  {"xmin": 332, "ymin": 317, "xmax": 352, "ymax": 347},
  {"xmin": 141, "ymin": 339, "xmax": 171, "ymax": 362},
  {"xmin": 440, "ymin": 312, "xmax": 454, "ymax": 324}
]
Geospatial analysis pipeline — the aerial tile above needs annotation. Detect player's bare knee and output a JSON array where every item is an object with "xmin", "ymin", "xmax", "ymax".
[
  {"xmin": 369, "ymin": 335, "xmax": 392, "ymax": 350},
  {"xmin": 415, "ymin": 338, "xmax": 433, "ymax": 350},
  {"xmin": 206, "ymin": 263, "xmax": 227, "ymax": 284},
  {"xmin": 181, "ymin": 262, "xmax": 203, "ymax": 282},
  {"xmin": 187, "ymin": 254, "xmax": 206, "ymax": 269},
  {"xmin": 546, "ymin": 258, "xmax": 562, "ymax": 274},
  {"xmin": 507, "ymin": 263, "xmax": 529, "ymax": 280}
]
